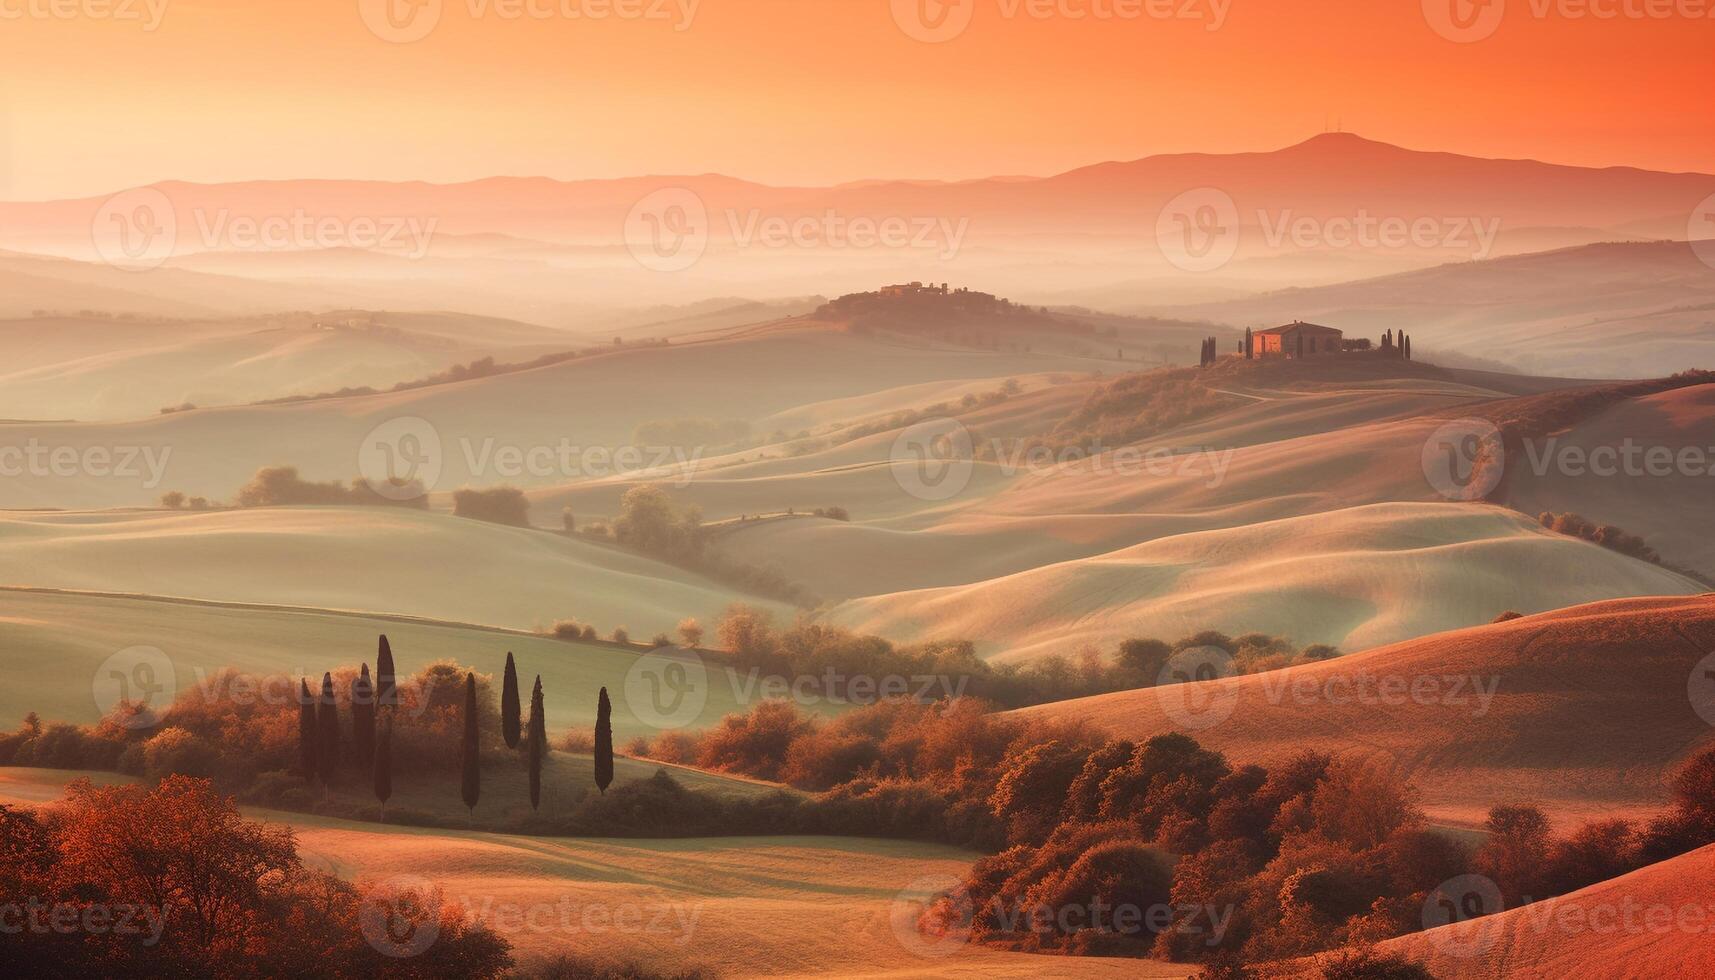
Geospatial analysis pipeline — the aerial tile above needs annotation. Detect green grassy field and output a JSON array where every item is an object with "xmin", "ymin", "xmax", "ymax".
[{"xmin": 0, "ymin": 589, "xmax": 843, "ymax": 742}]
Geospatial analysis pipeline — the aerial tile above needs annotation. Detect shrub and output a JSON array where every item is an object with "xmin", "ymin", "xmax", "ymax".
[{"xmin": 452, "ymin": 486, "xmax": 531, "ymax": 526}]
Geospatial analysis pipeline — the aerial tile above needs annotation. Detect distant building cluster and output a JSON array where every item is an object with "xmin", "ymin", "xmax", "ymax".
[{"xmin": 1200, "ymin": 320, "xmax": 1410, "ymax": 366}]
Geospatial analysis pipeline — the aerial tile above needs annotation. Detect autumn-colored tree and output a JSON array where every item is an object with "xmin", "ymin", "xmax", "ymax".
[
  {"xmin": 1476, "ymin": 803, "xmax": 1552, "ymax": 905},
  {"xmin": 352, "ymin": 663, "xmax": 376, "ymax": 769},
  {"xmin": 594, "ymin": 687, "xmax": 614, "ymax": 794},
  {"xmin": 989, "ymin": 738, "xmax": 1094, "ymax": 845},
  {"xmin": 376, "ymin": 633, "xmax": 397, "ymax": 708},
  {"xmin": 55, "ymin": 775, "xmax": 299, "ymax": 967},
  {"xmin": 13, "ymin": 776, "xmax": 513, "ymax": 977},
  {"xmin": 501, "ymin": 651, "xmax": 521, "ymax": 750},
  {"xmin": 527, "ymin": 675, "xmax": 546, "ymax": 810},
  {"xmin": 461, "ymin": 672, "xmax": 480, "ymax": 816},
  {"xmin": 297, "ymin": 678, "xmax": 316, "ymax": 782},
  {"xmin": 677, "ymin": 617, "xmax": 704, "ymax": 649},
  {"xmin": 316, "ymin": 672, "xmax": 339, "ymax": 785}
]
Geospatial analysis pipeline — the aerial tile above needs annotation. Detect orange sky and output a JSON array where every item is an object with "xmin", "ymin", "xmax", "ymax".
[{"xmin": 1, "ymin": 0, "xmax": 1710, "ymax": 200}]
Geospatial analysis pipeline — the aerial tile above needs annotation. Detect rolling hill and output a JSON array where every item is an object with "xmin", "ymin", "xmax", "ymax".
[
  {"xmin": 0, "ymin": 588, "xmax": 816, "ymax": 741},
  {"xmin": 1379, "ymin": 842, "xmax": 1715, "ymax": 978},
  {"xmin": 0, "ymin": 311, "xmax": 580, "ymax": 421},
  {"xmin": 826, "ymin": 503, "xmax": 1703, "ymax": 661},
  {"xmin": 1165, "ymin": 240, "xmax": 1715, "ymax": 378},
  {"xmin": 0, "ymin": 508, "xmax": 786, "ymax": 639},
  {"xmin": 1014, "ymin": 595, "xmax": 1715, "ymax": 829}
]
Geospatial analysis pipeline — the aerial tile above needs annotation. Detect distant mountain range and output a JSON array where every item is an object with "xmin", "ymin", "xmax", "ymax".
[{"xmin": 4, "ymin": 133, "xmax": 1712, "ymax": 254}]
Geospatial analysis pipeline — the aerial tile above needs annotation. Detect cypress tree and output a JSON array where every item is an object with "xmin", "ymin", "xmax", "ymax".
[
  {"xmin": 1244, "ymin": 327, "xmax": 1254, "ymax": 359},
  {"xmin": 527, "ymin": 676, "xmax": 546, "ymax": 811},
  {"xmin": 374, "ymin": 710, "xmax": 393, "ymax": 821},
  {"xmin": 460, "ymin": 672, "xmax": 480, "ymax": 816},
  {"xmin": 352, "ymin": 664, "xmax": 376, "ymax": 769},
  {"xmin": 376, "ymin": 634, "xmax": 396, "ymax": 709},
  {"xmin": 501, "ymin": 652, "xmax": 521, "ymax": 750},
  {"xmin": 594, "ymin": 687, "xmax": 614, "ymax": 795},
  {"xmin": 297, "ymin": 678, "xmax": 316, "ymax": 783},
  {"xmin": 1404, "ymin": 334, "xmax": 1413, "ymax": 360},
  {"xmin": 316, "ymin": 672, "xmax": 339, "ymax": 786}
]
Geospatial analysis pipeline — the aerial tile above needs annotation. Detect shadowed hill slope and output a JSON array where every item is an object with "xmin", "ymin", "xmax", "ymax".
[{"xmin": 1014, "ymin": 595, "xmax": 1715, "ymax": 828}]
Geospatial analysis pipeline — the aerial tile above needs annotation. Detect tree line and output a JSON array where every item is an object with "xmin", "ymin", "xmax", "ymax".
[{"xmin": 294, "ymin": 637, "xmax": 615, "ymax": 819}]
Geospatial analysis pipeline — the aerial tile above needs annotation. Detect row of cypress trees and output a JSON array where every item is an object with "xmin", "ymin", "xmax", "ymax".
[{"xmin": 297, "ymin": 637, "xmax": 616, "ymax": 822}]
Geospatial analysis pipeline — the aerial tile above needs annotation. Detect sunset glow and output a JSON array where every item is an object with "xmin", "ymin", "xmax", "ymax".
[{"xmin": 2, "ymin": 0, "xmax": 1712, "ymax": 200}]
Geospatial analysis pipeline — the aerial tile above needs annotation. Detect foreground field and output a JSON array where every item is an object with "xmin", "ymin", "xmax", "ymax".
[
  {"xmin": 0, "ymin": 507, "xmax": 787, "ymax": 637},
  {"xmin": 0, "ymin": 589, "xmax": 829, "ymax": 740},
  {"xmin": 1379, "ymin": 842, "xmax": 1715, "ymax": 977},
  {"xmin": 0, "ymin": 768, "xmax": 1182, "ymax": 978},
  {"xmin": 1016, "ymin": 595, "xmax": 1715, "ymax": 829}
]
